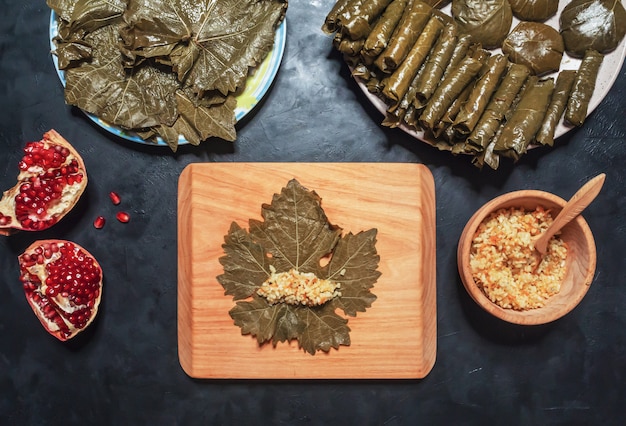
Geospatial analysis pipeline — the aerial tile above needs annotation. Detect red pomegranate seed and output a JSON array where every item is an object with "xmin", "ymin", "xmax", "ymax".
[
  {"xmin": 0, "ymin": 214, "xmax": 11, "ymax": 226},
  {"xmin": 116, "ymin": 211, "xmax": 130, "ymax": 223},
  {"xmin": 6, "ymin": 137, "xmax": 85, "ymax": 231},
  {"xmin": 93, "ymin": 216, "xmax": 106, "ymax": 229},
  {"xmin": 108, "ymin": 191, "xmax": 121, "ymax": 205}
]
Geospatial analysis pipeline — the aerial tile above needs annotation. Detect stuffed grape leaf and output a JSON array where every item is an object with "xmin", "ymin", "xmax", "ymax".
[
  {"xmin": 452, "ymin": 0, "xmax": 513, "ymax": 49},
  {"xmin": 559, "ymin": 0, "xmax": 626, "ymax": 57},
  {"xmin": 502, "ymin": 22, "xmax": 564, "ymax": 75},
  {"xmin": 509, "ymin": 0, "xmax": 558, "ymax": 21},
  {"xmin": 217, "ymin": 179, "xmax": 382, "ymax": 355}
]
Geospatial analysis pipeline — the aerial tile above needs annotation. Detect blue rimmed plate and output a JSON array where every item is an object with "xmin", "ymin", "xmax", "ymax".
[{"xmin": 49, "ymin": 11, "xmax": 287, "ymax": 146}]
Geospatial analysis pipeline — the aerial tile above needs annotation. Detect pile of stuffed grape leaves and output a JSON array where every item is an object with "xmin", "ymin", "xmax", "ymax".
[{"xmin": 323, "ymin": 0, "xmax": 626, "ymax": 169}]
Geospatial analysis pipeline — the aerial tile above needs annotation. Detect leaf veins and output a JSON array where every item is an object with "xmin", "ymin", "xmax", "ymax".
[{"xmin": 218, "ymin": 179, "xmax": 381, "ymax": 355}]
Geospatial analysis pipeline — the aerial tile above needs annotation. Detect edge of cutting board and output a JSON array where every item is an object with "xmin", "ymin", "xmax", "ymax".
[{"xmin": 177, "ymin": 163, "xmax": 437, "ymax": 379}]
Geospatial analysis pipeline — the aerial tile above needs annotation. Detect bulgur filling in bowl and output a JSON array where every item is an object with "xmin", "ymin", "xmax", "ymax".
[{"xmin": 469, "ymin": 206, "xmax": 568, "ymax": 310}]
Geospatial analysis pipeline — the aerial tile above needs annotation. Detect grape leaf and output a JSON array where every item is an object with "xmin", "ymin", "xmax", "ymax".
[
  {"xmin": 248, "ymin": 182, "xmax": 342, "ymax": 275},
  {"xmin": 48, "ymin": 0, "xmax": 127, "ymax": 32},
  {"xmin": 219, "ymin": 222, "xmax": 273, "ymax": 301},
  {"xmin": 64, "ymin": 23, "xmax": 180, "ymax": 130},
  {"xmin": 323, "ymin": 230, "xmax": 381, "ymax": 317},
  {"xmin": 122, "ymin": 0, "xmax": 288, "ymax": 95},
  {"xmin": 217, "ymin": 179, "xmax": 381, "ymax": 355},
  {"xmin": 294, "ymin": 303, "xmax": 350, "ymax": 354},
  {"xmin": 49, "ymin": 0, "xmax": 287, "ymax": 149}
]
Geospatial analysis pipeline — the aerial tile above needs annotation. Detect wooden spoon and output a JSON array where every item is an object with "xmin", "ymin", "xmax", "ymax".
[{"xmin": 532, "ymin": 173, "xmax": 606, "ymax": 255}]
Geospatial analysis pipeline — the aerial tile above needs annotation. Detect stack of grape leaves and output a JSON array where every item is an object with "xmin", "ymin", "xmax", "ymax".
[{"xmin": 48, "ymin": 0, "xmax": 288, "ymax": 151}]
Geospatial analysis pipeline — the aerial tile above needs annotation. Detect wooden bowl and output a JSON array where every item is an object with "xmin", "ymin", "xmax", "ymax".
[{"xmin": 457, "ymin": 190, "xmax": 597, "ymax": 325}]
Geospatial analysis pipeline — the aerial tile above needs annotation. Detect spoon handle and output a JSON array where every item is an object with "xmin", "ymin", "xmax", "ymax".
[{"xmin": 534, "ymin": 173, "xmax": 606, "ymax": 254}]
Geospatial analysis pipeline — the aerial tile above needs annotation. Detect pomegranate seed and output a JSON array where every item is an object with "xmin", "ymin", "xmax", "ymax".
[
  {"xmin": 0, "ymin": 214, "xmax": 11, "ymax": 226},
  {"xmin": 108, "ymin": 191, "xmax": 121, "ymax": 205},
  {"xmin": 93, "ymin": 216, "xmax": 106, "ymax": 229},
  {"xmin": 9, "ymin": 136, "xmax": 84, "ymax": 231},
  {"xmin": 116, "ymin": 211, "xmax": 130, "ymax": 223}
]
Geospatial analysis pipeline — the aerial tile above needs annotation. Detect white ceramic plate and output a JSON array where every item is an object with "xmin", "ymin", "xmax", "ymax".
[
  {"xmin": 354, "ymin": 1, "xmax": 626, "ymax": 146},
  {"xmin": 49, "ymin": 11, "xmax": 287, "ymax": 146}
]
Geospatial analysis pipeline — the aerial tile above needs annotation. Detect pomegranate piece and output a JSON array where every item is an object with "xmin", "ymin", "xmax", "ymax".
[
  {"xmin": 19, "ymin": 239, "xmax": 103, "ymax": 341},
  {"xmin": 93, "ymin": 215, "xmax": 106, "ymax": 229},
  {"xmin": 0, "ymin": 130, "xmax": 87, "ymax": 236},
  {"xmin": 116, "ymin": 211, "xmax": 130, "ymax": 223},
  {"xmin": 108, "ymin": 191, "xmax": 121, "ymax": 205}
]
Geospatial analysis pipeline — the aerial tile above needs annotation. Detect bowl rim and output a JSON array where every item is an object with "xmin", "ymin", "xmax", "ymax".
[{"xmin": 457, "ymin": 189, "xmax": 597, "ymax": 325}]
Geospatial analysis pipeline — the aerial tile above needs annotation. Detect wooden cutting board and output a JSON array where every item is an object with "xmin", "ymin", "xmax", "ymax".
[{"xmin": 177, "ymin": 163, "xmax": 437, "ymax": 379}]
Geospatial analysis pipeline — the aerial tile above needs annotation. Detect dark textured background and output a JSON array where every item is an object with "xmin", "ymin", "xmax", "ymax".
[{"xmin": 1, "ymin": 1, "xmax": 625, "ymax": 425}]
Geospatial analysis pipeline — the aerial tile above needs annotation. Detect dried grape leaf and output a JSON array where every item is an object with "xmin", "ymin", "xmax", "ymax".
[
  {"xmin": 152, "ymin": 91, "xmax": 237, "ymax": 149},
  {"xmin": 48, "ymin": 0, "xmax": 127, "ymax": 31},
  {"xmin": 322, "ymin": 230, "xmax": 380, "ymax": 317},
  {"xmin": 49, "ymin": 0, "xmax": 287, "ymax": 149},
  {"xmin": 248, "ymin": 183, "xmax": 342, "ymax": 275},
  {"xmin": 217, "ymin": 179, "xmax": 381, "ymax": 355},
  {"xmin": 294, "ymin": 303, "xmax": 350, "ymax": 354},
  {"xmin": 122, "ymin": 0, "xmax": 288, "ymax": 95},
  {"xmin": 230, "ymin": 297, "xmax": 289, "ymax": 345},
  {"xmin": 64, "ymin": 23, "xmax": 180, "ymax": 130},
  {"xmin": 53, "ymin": 39, "xmax": 92, "ymax": 70},
  {"xmin": 219, "ymin": 222, "xmax": 273, "ymax": 301}
]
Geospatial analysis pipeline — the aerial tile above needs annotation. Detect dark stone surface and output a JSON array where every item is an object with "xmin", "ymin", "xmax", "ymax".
[{"xmin": 1, "ymin": 1, "xmax": 625, "ymax": 425}]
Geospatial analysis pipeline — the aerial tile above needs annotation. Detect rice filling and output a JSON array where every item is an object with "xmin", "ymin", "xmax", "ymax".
[
  {"xmin": 257, "ymin": 266, "xmax": 342, "ymax": 307},
  {"xmin": 470, "ymin": 206, "xmax": 568, "ymax": 310}
]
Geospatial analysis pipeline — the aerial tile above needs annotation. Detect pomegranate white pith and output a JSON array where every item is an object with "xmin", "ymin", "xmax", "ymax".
[
  {"xmin": 0, "ymin": 129, "xmax": 87, "ymax": 235},
  {"xmin": 19, "ymin": 240, "xmax": 103, "ymax": 341}
]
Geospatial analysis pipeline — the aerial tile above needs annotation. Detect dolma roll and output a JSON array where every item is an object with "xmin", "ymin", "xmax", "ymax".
[
  {"xmin": 473, "ymin": 138, "xmax": 501, "ymax": 170},
  {"xmin": 362, "ymin": 0, "xmax": 408, "ymax": 61},
  {"xmin": 322, "ymin": 0, "xmax": 353, "ymax": 34},
  {"xmin": 440, "ymin": 34, "xmax": 474, "ymax": 82},
  {"xmin": 334, "ymin": 33, "xmax": 366, "ymax": 56},
  {"xmin": 383, "ymin": 71, "xmax": 423, "ymax": 127},
  {"xmin": 413, "ymin": 24, "xmax": 458, "ymax": 109},
  {"xmin": 535, "ymin": 70, "xmax": 576, "ymax": 146},
  {"xmin": 433, "ymin": 83, "xmax": 472, "ymax": 141},
  {"xmin": 403, "ymin": 104, "xmax": 420, "ymax": 129},
  {"xmin": 418, "ymin": 56, "xmax": 483, "ymax": 130},
  {"xmin": 565, "ymin": 49, "xmax": 604, "ymax": 127},
  {"xmin": 366, "ymin": 75, "xmax": 385, "ymax": 94},
  {"xmin": 374, "ymin": 0, "xmax": 433, "ymax": 73},
  {"xmin": 390, "ymin": 59, "xmax": 429, "ymax": 114},
  {"xmin": 382, "ymin": 16, "xmax": 444, "ymax": 103},
  {"xmin": 453, "ymin": 54, "xmax": 509, "ymax": 136},
  {"xmin": 351, "ymin": 62, "xmax": 375, "ymax": 81},
  {"xmin": 466, "ymin": 63, "xmax": 531, "ymax": 151},
  {"xmin": 494, "ymin": 77, "xmax": 555, "ymax": 158},
  {"xmin": 341, "ymin": 0, "xmax": 395, "ymax": 41}
]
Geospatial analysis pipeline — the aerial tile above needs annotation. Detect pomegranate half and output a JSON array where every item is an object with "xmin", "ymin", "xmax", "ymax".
[
  {"xmin": 19, "ymin": 239, "xmax": 103, "ymax": 341},
  {"xmin": 0, "ymin": 129, "xmax": 87, "ymax": 235}
]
